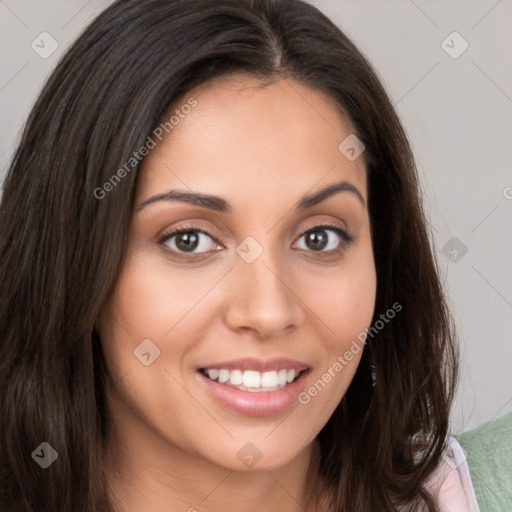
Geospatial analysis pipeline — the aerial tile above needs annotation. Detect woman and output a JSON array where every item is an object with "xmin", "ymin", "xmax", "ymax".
[{"xmin": 0, "ymin": 0, "xmax": 479, "ymax": 510}]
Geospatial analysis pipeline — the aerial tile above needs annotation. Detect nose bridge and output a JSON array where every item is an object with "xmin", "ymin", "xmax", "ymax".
[{"xmin": 224, "ymin": 234, "xmax": 305, "ymax": 337}]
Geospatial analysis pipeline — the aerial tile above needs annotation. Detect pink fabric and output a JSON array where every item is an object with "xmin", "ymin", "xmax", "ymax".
[{"xmin": 425, "ymin": 437, "xmax": 480, "ymax": 511}]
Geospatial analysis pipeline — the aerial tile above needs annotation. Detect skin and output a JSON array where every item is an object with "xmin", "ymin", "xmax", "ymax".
[{"xmin": 97, "ymin": 74, "xmax": 377, "ymax": 512}]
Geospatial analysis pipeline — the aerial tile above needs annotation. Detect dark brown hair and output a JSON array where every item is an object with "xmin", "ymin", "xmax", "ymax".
[{"xmin": 0, "ymin": 0, "xmax": 458, "ymax": 510}]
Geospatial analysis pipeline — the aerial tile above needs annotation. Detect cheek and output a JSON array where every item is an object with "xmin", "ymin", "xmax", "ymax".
[
  {"xmin": 319, "ymin": 272, "xmax": 375, "ymax": 331},
  {"xmin": 304, "ymin": 239, "xmax": 377, "ymax": 347},
  {"xmin": 101, "ymin": 250, "xmax": 218, "ymax": 341},
  {"xmin": 96, "ymin": 249, "xmax": 232, "ymax": 401},
  {"xmin": 96, "ymin": 254, "xmax": 226, "ymax": 446},
  {"xmin": 296, "ymin": 237, "xmax": 376, "ymax": 402}
]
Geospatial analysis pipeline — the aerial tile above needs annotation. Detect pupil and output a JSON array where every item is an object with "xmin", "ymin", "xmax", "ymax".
[
  {"xmin": 177, "ymin": 231, "xmax": 199, "ymax": 252},
  {"xmin": 174, "ymin": 230, "xmax": 329, "ymax": 253},
  {"xmin": 307, "ymin": 230, "xmax": 327, "ymax": 251}
]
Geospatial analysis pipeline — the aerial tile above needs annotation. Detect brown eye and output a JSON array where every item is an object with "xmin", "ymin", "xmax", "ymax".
[
  {"xmin": 159, "ymin": 228, "xmax": 221, "ymax": 256},
  {"xmin": 294, "ymin": 225, "xmax": 354, "ymax": 254},
  {"xmin": 304, "ymin": 230, "xmax": 328, "ymax": 251},
  {"xmin": 174, "ymin": 231, "xmax": 200, "ymax": 252}
]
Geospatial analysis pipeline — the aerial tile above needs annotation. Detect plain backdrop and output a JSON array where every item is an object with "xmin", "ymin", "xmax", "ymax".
[{"xmin": 1, "ymin": 0, "xmax": 511, "ymax": 433}]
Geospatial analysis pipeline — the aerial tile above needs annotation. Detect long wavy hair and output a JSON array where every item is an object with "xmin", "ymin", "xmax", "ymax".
[{"xmin": 0, "ymin": 0, "xmax": 458, "ymax": 510}]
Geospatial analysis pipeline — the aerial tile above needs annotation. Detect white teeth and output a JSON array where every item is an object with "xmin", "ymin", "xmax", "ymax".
[
  {"xmin": 229, "ymin": 369, "xmax": 243, "ymax": 386},
  {"xmin": 242, "ymin": 370, "xmax": 261, "ymax": 388},
  {"xmin": 218, "ymin": 369, "xmax": 230, "ymax": 383},
  {"xmin": 208, "ymin": 369, "xmax": 220, "ymax": 380},
  {"xmin": 261, "ymin": 371, "xmax": 278, "ymax": 387},
  {"xmin": 203, "ymin": 368, "xmax": 301, "ymax": 390}
]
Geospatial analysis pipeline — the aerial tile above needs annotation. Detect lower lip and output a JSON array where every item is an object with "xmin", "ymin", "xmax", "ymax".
[{"xmin": 197, "ymin": 370, "xmax": 309, "ymax": 417}]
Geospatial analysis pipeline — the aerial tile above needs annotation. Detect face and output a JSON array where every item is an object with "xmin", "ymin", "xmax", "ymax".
[{"xmin": 97, "ymin": 74, "xmax": 376, "ymax": 473}]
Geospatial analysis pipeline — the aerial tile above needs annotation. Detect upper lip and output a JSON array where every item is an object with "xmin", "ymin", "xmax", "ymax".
[{"xmin": 199, "ymin": 357, "xmax": 310, "ymax": 373}]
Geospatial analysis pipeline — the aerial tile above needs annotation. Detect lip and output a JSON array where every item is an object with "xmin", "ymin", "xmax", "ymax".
[
  {"xmin": 198, "ymin": 357, "xmax": 309, "ymax": 373},
  {"xmin": 197, "ymin": 368, "xmax": 310, "ymax": 416}
]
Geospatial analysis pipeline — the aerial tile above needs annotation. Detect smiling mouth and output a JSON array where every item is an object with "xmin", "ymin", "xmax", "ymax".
[{"xmin": 198, "ymin": 368, "xmax": 308, "ymax": 392}]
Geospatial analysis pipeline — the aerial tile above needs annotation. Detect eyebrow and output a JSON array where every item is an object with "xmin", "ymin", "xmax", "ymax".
[{"xmin": 136, "ymin": 179, "xmax": 365, "ymax": 213}]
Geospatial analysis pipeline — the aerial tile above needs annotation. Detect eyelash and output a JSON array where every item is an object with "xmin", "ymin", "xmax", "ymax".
[{"xmin": 157, "ymin": 222, "xmax": 354, "ymax": 259}]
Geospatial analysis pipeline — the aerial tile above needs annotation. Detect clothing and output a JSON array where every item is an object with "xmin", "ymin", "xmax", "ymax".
[
  {"xmin": 459, "ymin": 411, "xmax": 512, "ymax": 511},
  {"xmin": 426, "ymin": 436, "xmax": 481, "ymax": 511}
]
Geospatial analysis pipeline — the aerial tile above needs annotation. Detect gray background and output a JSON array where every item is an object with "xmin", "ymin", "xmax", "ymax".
[{"xmin": 1, "ymin": 0, "xmax": 511, "ymax": 433}]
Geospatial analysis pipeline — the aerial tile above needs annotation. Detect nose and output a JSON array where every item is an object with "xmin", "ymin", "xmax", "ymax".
[{"xmin": 223, "ymin": 247, "xmax": 306, "ymax": 339}]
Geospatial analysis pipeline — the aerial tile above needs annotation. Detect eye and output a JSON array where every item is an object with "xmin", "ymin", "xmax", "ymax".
[
  {"xmin": 158, "ymin": 227, "xmax": 221, "ymax": 256},
  {"xmin": 157, "ymin": 222, "xmax": 354, "ymax": 259},
  {"xmin": 294, "ymin": 224, "xmax": 354, "ymax": 254}
]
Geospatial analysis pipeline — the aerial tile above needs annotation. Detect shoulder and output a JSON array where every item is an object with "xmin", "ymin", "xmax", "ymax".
[{"xmin": 425, "ymin": 437, "xmax": 480, "ymax": 512}]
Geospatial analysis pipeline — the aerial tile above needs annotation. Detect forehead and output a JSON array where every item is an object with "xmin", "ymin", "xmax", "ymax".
[{"xmin": 137, "ymin": 74, "xmax": 367, "ymax": 208}]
